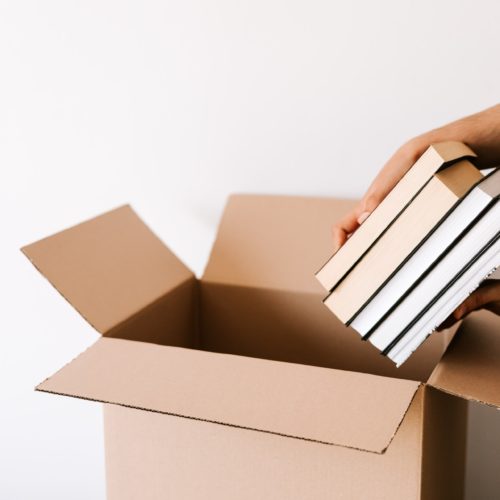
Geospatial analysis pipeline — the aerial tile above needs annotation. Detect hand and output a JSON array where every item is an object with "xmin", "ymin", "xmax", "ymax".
[
  {"xmin": 331, "ymin": 103, "xmax": 500, "ymax": 324},
  {"xmin": 437, "ymin": 279, "xmax": 500, "ymax": 331},
  {"xmin": 332, "ymin": 104, "xmax": 500, "ymax": 251}
]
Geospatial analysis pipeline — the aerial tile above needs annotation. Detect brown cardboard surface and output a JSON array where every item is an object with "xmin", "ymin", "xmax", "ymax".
[
  {"xmin": 202, "ymin": 194, "xmax": 356, "ymax": 294},
  {"xmin": 22, "ymin": 205, "xmax": 194, "ymax": 333},
  {"xmin": 429, "ymin": 310, "xmax": 500, "ymax": 408},
  {"xmin": 420, "ymin": 386, "xmax": 467, "ymax": 500},
  {"xmin": 104, "ymin": 389, "xmax": 425, "ymax": 500},
  {"xmin": 200, "ymin": 282, "xmax": 452, "ymax": 382},
  {"xmin": 22, "ymin": 195, "xmax": 481, "ymax": 499},
  {"xmin": 105, "ymin": 278, "xmax": 199, "ymax": 348},
  {"xmin": 37, "ymin": 337, "xmax": 420, "ymax": 453}
]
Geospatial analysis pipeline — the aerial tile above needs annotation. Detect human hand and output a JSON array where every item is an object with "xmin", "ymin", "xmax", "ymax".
[
  {"xmin": 436, "ymin": 279, "xmax": 500, "ymax": 331},
  {"xmin": 332, "ymin": 103, "xmax": 500, "ymax": 251},
  {"xmin": 331, "ymin": 103, "xmax": 500, "ymax": 324}
]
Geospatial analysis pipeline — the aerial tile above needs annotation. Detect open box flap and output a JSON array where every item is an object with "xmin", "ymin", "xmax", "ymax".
[
  {"xmin": 202, "ymin": 194, "xmax": 356, "ymax": 294},
  {"xmin": 22, "ymin": 205, "xmax": 194, "ymax": 334},
  {"xmin": 429, "ymin": 311, "xmax": 500, "ymax": 408},
  {"xmin": 37, "ymin": 337, "xmax": 421, "ymax": 454}
]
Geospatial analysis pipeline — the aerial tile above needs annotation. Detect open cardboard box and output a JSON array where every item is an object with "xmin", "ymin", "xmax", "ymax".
[{"xmin": 23, "ymin": 195, "xmax": 500, "ymax": 500}]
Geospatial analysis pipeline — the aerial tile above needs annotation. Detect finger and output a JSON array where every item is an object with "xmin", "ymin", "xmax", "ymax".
[
  {"xmin": 331, "ymin": 226, "xmax": 347, "ymax": 253},
  {"xmin": 358, "ymin": 141, "xmax": 426, "ymax": 219},
  {"xmin": 356, "ymin": 193, "xmax": 384, "ymax": 223},
  {"xmin": 453, "ymin": 281, "xmax": 500, "ymax": 319},
  {"xmin": 330, "ymin": 140, "xmax": 428, "ymax": 254},
  {"xmin": 435, "ymin": 313, "xmax": 459, "ymax": 332},
  {"xmin": 331, "ymin": 210, "xmax": 361, "ymax": 252},
  {"xmin": 332, "ymin": 192, "xmax": 398, "ymax": 253}
]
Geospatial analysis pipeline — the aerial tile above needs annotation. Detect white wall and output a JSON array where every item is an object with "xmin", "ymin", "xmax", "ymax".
[{"xmin": 1, "ymin": 1, "xmax": 498, "ymax": 498}]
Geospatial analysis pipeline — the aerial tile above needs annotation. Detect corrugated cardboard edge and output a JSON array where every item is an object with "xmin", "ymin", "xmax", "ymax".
[
  {"xmin": 21, "ymin": 204, "xmax": 195, "ymax": 336},
  {"xmin": 428, "ymin": 311, "xmax": 500, "ymax": 410},
  {"xmin": 34, "ymin": 339, "xmax": 422, "ymax": 455},
  {"xmin": 376, "ymin": 383, "xmax": 424, "ymax": 454},
  {"xmin": 425, "ymin": 385, "xmax": 500, "ymax": 412},
  {"xmin": 21, "ymin": 244, "xmax": 102, "ymax": 333},
  {"xmin": 27, "ymin": 198, "xmax": 421, "ymax": 455},
  {"xmin": 35, "ymin": 383, "xmax": 422, "ymax": 455}
]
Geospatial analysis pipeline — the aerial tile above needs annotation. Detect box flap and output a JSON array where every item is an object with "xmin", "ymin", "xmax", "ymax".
[
  {"xmin": 203, "ymin": 194, "xmax": 356, "ymax": 294},
  {"xmin": 22, "ymin": 205, "xmax": 194, "ymax": 334},
  {"xmin": 429, "ymin": 311, "xmax": 500, "ymax": 408},
  {"xmin": 37, "ymin": 337, "xmax": 421, "ymax": 453}
]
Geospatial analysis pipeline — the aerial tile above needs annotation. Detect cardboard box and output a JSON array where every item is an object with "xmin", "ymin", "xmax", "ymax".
[{"xmin": 23, "ymin": 195, "xmax": 500, "ymax": 500}]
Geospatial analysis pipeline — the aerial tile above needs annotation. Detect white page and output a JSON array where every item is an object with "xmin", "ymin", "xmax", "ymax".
[
  {"xmin": 391, "ymin": 248, "xmax": 500, "ymax": 366},
  {"xmin": 368, "ymin": 202, "xmax": 500, "ymax": 351},
  {"xmin": 352, "ymin": 188, "xmax": 491, "ymax": 335}
]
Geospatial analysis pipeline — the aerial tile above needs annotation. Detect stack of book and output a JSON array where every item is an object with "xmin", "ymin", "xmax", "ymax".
[{"xmin": 316, "ymin": 142, "xmax": 500, "ymax": 366}]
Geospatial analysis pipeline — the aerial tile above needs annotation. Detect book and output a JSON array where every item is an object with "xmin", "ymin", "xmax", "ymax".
[
  {"xmin": 366, "ymin": 194, "xmax": 499, "ymax": 355},
  {"xmin": 350, "ymin": 168, "xmax": 500, "ymax": 338},
  {"xmin": 323, "ymin": 159, "xmax": 483, "ymax": 323},
  {"xmin": 389, "ymin": 235, "xmax": 499, "ymax": 366},
  {"xmin": 315, "ymin": 142, "xmax": 476, "ymax": 292}
]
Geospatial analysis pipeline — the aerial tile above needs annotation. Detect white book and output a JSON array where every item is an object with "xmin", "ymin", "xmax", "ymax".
[
  {"xmin": 390, "ymin": 244, "xmax": 499, "ymax": 366},
  {"xmin": 351, "ymin": 169, "xmax": 500, "ymax": 337},
  {"xmin": 366, "ymin": 201, "xmax": 500, "ymax": 355}
]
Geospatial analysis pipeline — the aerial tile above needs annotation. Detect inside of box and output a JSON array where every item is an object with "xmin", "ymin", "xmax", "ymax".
[
  {"xmin": 105, "ymin": 277, "xmax": 456, "ymax": 384},
  {"xmin": 21, "ymin": 198, "xmax": 482, "ymax": 391},
  {"xmin": 199, "ymin": 281, "xmax": 457, "ymax": 383},
  {"xmin": 196, "ymin": 194, "xmax": 457, "ymax": 382}
]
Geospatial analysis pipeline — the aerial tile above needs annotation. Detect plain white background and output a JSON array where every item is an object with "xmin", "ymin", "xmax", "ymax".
[{"xmin": 1, "ymin": 1, "xmax": 499, "ymax": 498}]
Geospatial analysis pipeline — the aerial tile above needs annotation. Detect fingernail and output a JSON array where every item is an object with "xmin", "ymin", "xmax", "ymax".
[{"xmin": 357, "ymin": 211, "xmax": 370, "ymax": 225}]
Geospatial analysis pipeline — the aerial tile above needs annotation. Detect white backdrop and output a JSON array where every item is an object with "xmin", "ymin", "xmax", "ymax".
[{"xmin": 1, "ymin": 1, "xmax": 499, "ymax": 498}]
